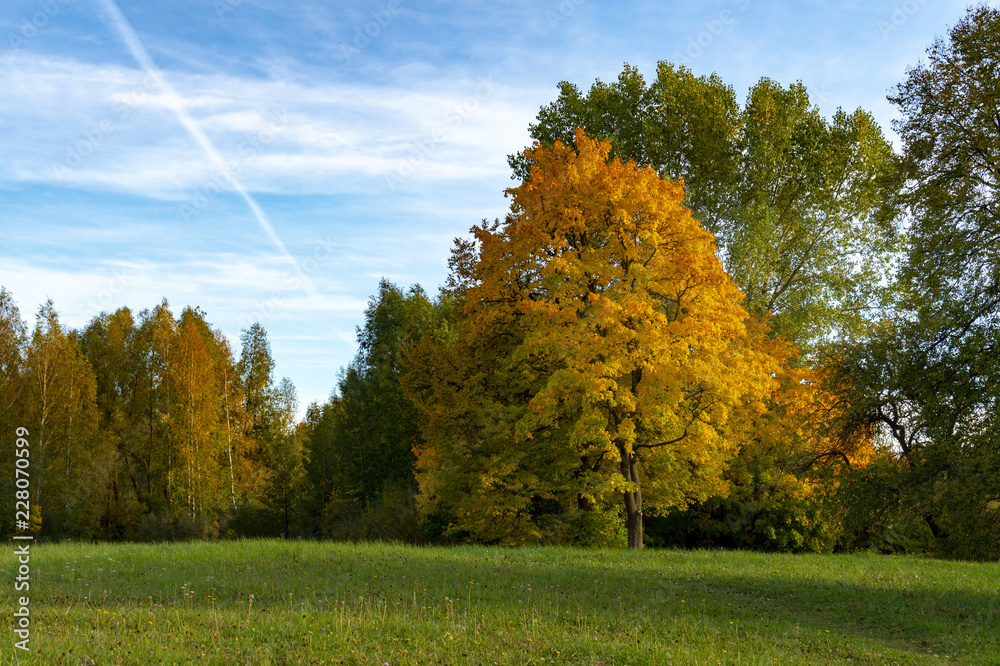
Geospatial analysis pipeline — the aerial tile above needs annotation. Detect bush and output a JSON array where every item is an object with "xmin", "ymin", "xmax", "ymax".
[
  {"xmin": 322, "ymin": 481, "xmax": 424, "ymax": 544},
  {"xmin": 130, "ymin": 513, "xmax": 219, "ymax": 542},
  {"xmin": 835, "ymin": 451, "xmax": 934, "ymax": 554}
]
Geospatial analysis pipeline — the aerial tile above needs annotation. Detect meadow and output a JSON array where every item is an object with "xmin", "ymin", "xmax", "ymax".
[{"xmin": 2, "ymin": 540, "xmax": 999, "ymax": 665}]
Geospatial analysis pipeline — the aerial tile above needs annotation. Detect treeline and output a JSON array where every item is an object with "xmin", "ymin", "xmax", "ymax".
[
  {"xmin": 0, "ymin": 295, "xmax": 307, "ymax": 540},
  {"xmin": 300, "ymin": 6, "xmax": 1000, "ymax": 558},
  {"xmin": 4, "ymin": 6, "xmax": 998, "ymax": 558}
]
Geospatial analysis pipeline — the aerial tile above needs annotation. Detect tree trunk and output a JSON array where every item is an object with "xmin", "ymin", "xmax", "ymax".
[{"xmin": 621, "ymin": 452, "xmax": 644, "ymax": 549}]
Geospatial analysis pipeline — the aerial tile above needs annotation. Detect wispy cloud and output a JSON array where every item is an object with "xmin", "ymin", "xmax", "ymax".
[
  {"xmin": 1, "ymin": 52, "xmax": 535, "ymax": 197},
  {"xmin": 91, "ymin": 0, "xmax": 318, "ymax": 297}
]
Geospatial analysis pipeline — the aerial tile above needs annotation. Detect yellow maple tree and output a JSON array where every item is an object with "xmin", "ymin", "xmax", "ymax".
[{"xmin": 408, "ymin": 129, "xmax": 783, "ymax": 548}]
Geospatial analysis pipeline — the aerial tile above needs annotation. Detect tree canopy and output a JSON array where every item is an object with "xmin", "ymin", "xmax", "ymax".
[
  {"xmin": 407, "ymin": 130, "xmax": 784, "ymax": 548},
  {"xmin": 514, "ymin": 63, "xmax": 900, "ymax": 353},
  {"xmin": 827, "ymin": 4, "xmax": 1000, "ymax": 559}
]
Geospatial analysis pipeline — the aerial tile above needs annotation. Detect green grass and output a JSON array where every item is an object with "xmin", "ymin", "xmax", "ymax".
[{"xmin": 2, "ymin": 540, "xmax": 999, "ymax": 665}]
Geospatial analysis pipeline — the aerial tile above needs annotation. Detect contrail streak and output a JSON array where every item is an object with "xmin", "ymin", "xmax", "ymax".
[{"xmin": 92, "ymin": 0, "xmax": 319, "ymax": 298}]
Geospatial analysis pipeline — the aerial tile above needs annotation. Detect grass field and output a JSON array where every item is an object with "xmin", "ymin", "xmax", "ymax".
[{"xmin": 2, "ymin": 540, "xmax": 999, "ymax": 665}]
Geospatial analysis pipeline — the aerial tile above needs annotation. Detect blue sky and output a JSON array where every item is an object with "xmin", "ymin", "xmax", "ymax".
[{"xmin": 0, "ymin": 0, "xmax": 973, "ymax": 415}]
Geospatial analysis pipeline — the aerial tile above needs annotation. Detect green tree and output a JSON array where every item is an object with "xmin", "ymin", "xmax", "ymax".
[
  {"xmin": 264, "ymin": 377, "xmax": 309, "ymax": 537},
  {"xmin": 80, "ymin": 306, "xmax": 148, "ymax": 537},
  {"xmin": 830, "ymin": 4, "xmax": 1000, "ymax": 559},
  {"xmin": 237, "ymin": 321, "xmax": 280, "ymax": 502},
  {"xmin": 147, "ymin": 299, "xmax": 181, "ymax": 525},
  {"xmin": 516, "ymin": 63, "xmax": 900, "ymax": 352},
  {"xmin": 305, "ymin": 280, "xmax": 445, "ymax": 541},
  {"xmin": 239, "ymin": 322, "xmax": 277, "ymax": 440},
  {"xmin": 233, "ymin": 323, "xmax": 313, "ymax": 536},
  {"xmin": 890, "ymin": 3, "xmax": 1000, "ymax": 319},
  {"xmin": 80, "ymin": 303, "xmax": 183, "ymax": 536}
]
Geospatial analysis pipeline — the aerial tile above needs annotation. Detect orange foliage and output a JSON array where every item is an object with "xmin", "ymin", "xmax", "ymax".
[{"xmin": 408, "ymin": 130, "xmax": 786, "ymax": 547}]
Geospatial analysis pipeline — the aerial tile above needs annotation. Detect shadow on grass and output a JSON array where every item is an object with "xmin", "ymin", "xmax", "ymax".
[
  {"xmin": 337, "ymin": 545, "xmax": 998, "ymax": 662},
  {"xmin": 31, "ymin": 541, "xmax": 1000, "ymax": 664}
]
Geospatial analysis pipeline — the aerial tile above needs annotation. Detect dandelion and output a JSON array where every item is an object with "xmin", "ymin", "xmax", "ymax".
[{"xmin": 245, "ymin": 594, "xmax": 255, "ymax": 626}]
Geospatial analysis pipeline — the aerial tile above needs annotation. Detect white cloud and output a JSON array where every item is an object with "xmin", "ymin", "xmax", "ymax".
[
  {"xmin": 0, "ymin": 252, "xmax": 367, "ymax": 327},
  {"xmin": 1, "ymin": 52, "xmax": 538, "ymax": 198}
]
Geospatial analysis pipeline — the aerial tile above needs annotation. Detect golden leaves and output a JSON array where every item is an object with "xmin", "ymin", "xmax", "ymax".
[{"xmin": 406, "ymin": 129, "xmax": 845, "ymax": 546}]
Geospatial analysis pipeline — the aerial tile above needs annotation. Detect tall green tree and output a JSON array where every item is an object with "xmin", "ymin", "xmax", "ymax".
[
  {"xmin": 515, "ymin": 63, "xmax": 900, "ymax": 352},
  {"xmin": 233, "ymin": 322, "xmax": 312, "ymax": 536},
  {"xmin": 147, "ymin": 300, "xmax": 180, "ymax": 521},
  {"xmin": 237, "ymin": 321, "xmax": 280, "ymax": 500},
  {"xmin": 80, "ymin": 302, "xmax": 183, "ymax": 536},
  {"xmin": 239, "ymin": 322, "xmax": 277, "ymax": 439},
  {"xmin": 79, "ymin": 306, "xmax": 150, "ymax": 536},
  {"xmin": 264, "ymin": 377, "xmax": 309, "ymax": 537},
  {"xmin": 830, "ymin": 4, "xmax": 1000, "ymax": 559},
  {"xmin": 891, "ymin": 3, "xmax": 1000, "ymax": 321},
  {"xmin": 305, "ymin": 280, "xmax": 445, "ymax": 541}
]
